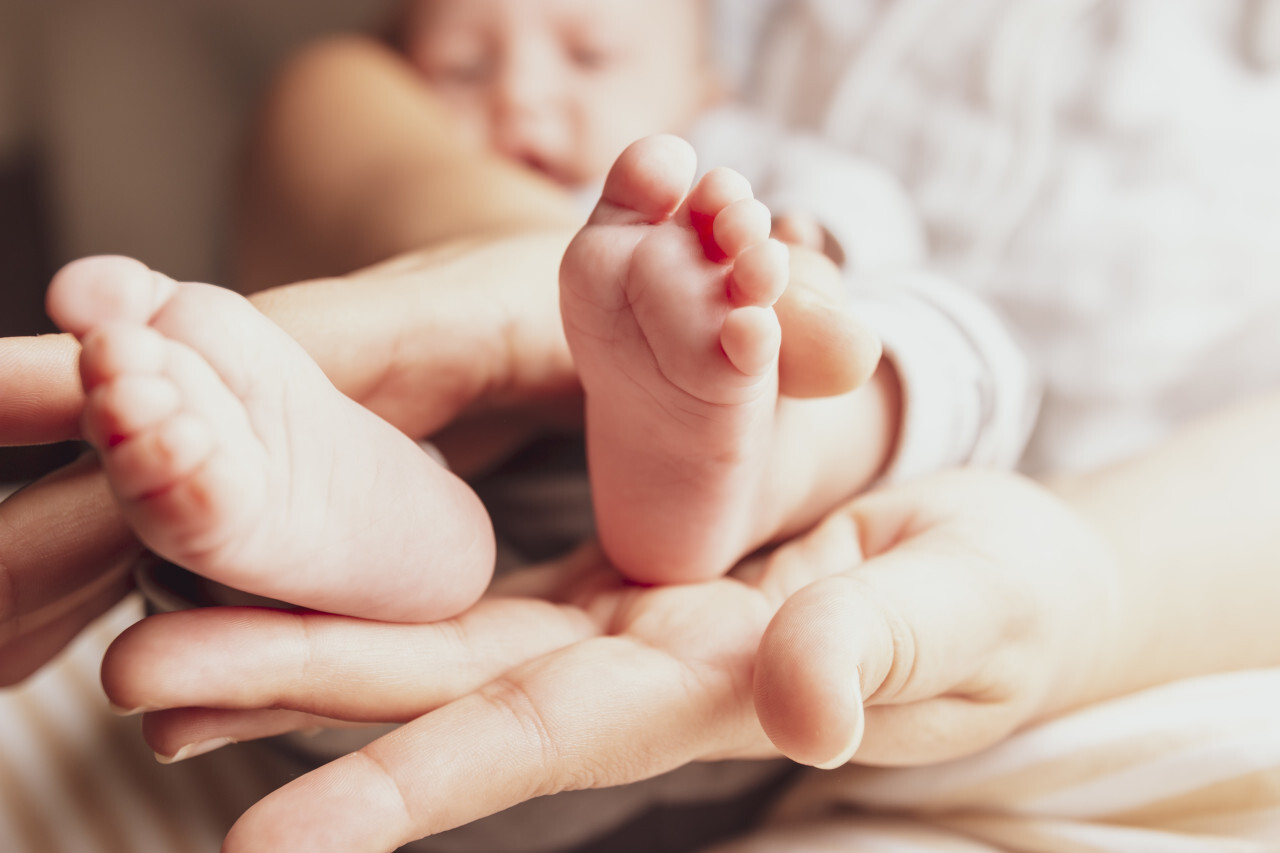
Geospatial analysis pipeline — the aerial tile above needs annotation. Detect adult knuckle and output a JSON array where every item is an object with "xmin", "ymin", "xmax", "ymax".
[
  {"xmin": 352, "ymin": 747, "xmax": 416, "ymax": 829},
  {"xmin": 481, "ymin": 676, "xmax": 577, "ymax": 794}
]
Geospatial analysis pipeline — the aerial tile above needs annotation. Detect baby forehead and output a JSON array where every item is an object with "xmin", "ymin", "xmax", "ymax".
[{"xmin": 415, "ymin": 0, "xmax": 704, "ymax": 36}]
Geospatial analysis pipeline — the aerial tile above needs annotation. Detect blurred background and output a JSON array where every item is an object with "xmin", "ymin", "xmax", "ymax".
[{"xmin": 0, "ymin": 0, "xmax": 397, "ymax": 479}]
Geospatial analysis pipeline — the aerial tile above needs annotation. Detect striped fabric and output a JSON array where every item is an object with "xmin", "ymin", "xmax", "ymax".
[
  {"xmin": 708, "ymin": 669, "xmax": 1280, "ymax": 853},
  {"xmin": 0, "ymin": 599, "xmax": 285, "ymax": 853},
  {"xmin": 4, "ymin": 602, "xmax": 1278, "ymax": 851}
]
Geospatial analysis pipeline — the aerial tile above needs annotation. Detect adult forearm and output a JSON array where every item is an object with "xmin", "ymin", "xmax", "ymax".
[
  {"xmin": 248, "ymin": 231, "xmax": 579, "ymax": 444},
  {"xmin": 233, "ymin": 36, "xmax": 579, "ymax": 293},
  {"xmin": 1050, "ymin": 390, "xmax": 1280, "ymax": 707}
]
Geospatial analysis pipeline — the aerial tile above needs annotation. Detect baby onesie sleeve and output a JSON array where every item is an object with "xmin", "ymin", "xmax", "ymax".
[{"xmin": 853, "ymin": 271, "xmax": 1039, "ymax": 482}]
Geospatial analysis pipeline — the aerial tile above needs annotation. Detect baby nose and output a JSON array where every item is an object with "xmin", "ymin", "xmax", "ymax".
[
  {"xmin": 493, "ymin": 111, "xmax": 560, "ymax": 170},
  {"xmin": 492, "ymin": 74, "xmax": 567, "ymax": 175}
]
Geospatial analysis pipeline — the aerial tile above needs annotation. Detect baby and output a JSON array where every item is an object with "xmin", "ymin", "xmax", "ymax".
[
  {"xmin": 402, "ymin": 0, "xmax": 903, "ymax": 583},
  {"xmin": 46, "ymin": 0, "xmax": 898, "ymax": 621}
]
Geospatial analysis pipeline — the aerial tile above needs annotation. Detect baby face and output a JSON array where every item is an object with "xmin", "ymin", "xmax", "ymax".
[{"xmin": 402, "ymin": 0, "xmax": 717, "ymax": 188}]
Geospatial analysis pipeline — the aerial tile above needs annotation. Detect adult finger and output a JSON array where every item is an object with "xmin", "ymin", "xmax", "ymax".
[
  {"xmin": 0, "ymin": 568, "xmax": 133, "ymax": 685},
  {"xmin": 141, "ymin": 707, "xmax": 367, "ymax": 763},
  {"xmin": 101, "ymin": 597, "xmax": 598, "ymax": 721},
  {"xmin": 750, "ymin": 507, "xmax": 871, "ymax": 767},
  {"xmin": 0, "ymin": 455, "xmax": 141, "ymax": 679},
  {"xmin": 248, "ymin": 231, "xmax": 579, "ymax": 441},
  {"xmin": 0, "ymin": 334, "xmax": 84, "ymax": 445},
  {"xmin": 755, "ymin": 474, "xmax": 1063, "ymax": 768},
  {"xmin": 223, "ymin": 634, "xmax": 762, "ymax": 853}
]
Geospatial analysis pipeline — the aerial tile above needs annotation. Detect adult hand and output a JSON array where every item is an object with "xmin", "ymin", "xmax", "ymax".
[
  {"xmin": 0, "ymin": 333, "xmax": 141, "ymax": 684},
  {"xmin": 102, "ymin": 469, "xmax": 1121, "ymax": 852},
  {"xmin": 0, "ymin": 232, "xmax": 866, "ymax": 684}
]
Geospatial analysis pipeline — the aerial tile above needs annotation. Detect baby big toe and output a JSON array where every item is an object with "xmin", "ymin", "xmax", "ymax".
[
  {"xmin": 47, "ymin": 256, "xmax": 177, "ymax": 337},
  {"xmin": 594, "ymin": 135, "xmax": 697, "ymax": 224}
]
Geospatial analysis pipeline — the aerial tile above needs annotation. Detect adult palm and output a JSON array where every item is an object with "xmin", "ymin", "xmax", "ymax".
[{"xmin": 102, "ymin": 470, "xmax": 1116, "ymax": 853}]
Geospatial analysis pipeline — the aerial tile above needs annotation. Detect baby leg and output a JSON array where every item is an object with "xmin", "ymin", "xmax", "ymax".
[
  {"xmin": 560, "ymin": 136, "xmax": 793, "ymax": 584},
  {"xmin": 47, "ymin": 256, "xmax": 493, "ymax": 622}
]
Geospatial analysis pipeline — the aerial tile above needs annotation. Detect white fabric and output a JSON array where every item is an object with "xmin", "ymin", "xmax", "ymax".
[
  {"xmin": 714, "ymin": 668, "xmax": 1280, "ymax": 853},
  {"xmin": 687, "ymin": 105, "xmax": 927, "ymax": 271},
  {"xmin": 747, "ymin": 0, "xmax": 1280, "ymax": 476},
  {"xmin": 853, "ymin": 271, "xmax": 1039, "ymax": 478},
  {"xmin": 0, "ymin": 599, "xmax": 289, "ymax": 853}
]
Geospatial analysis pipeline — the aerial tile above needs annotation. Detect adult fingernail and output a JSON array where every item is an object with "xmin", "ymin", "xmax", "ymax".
[
  {"xmin": 814, "ymin": 678, "xmax": 865, "ymax": 770},
  {"xmin": 108, "ymin": 702, "xmax": 149, "ymax": 716},
  {"xmin": 155, "ymin": 737, "xmax": 236, "ymax": 765}
]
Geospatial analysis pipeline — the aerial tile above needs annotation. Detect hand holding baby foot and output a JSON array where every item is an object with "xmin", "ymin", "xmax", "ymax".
[
  {"xmin": 103, "ymin": 468, "xmax": 1119, "ymax": 853},
  {"xmin": 46, "ymin": 256, "xmax": 493, "ymax": 622}
]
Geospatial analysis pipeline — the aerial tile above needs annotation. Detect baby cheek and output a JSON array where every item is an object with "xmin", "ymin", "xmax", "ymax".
[
  {"xmin": 432, "ymin": 97, "xmax": 498, "ymax": 149},
  {"xmin": 545, "ymin": 110, "xmax": 620, "ymax": 184}
]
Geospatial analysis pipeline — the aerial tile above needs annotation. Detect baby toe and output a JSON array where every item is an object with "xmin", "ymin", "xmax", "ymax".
[
  {"xmin": 592, "ymin": 135, "xmax": 697, "ymax": 224},
  {"xmin": 78, "ymin": 324, "xmax": 170, "ymax": 391},
  {"xmin": 83, "ymin": 375, "xmax": 182, "ymax": 449},
  {"xmin": 686, "ymin": 167, "xmax": 754, "ymax": 220},
  {"xmin": 104, "ymin": 412, "xmax": 215, "ymax": 501},
  {"xmin": 47, "ymin": 256, "xmax": 177, "ymax": 337},
  {"xmin": 713, "ymin": 198, "xmax": 773, "ymax": 260},
  {"xmin": 729, "ymin": 240, "xmax": 790, "ymax": 307},
  {"xmin": 721, "ymin": 305, "xmax": 782, "ymax": 377}
]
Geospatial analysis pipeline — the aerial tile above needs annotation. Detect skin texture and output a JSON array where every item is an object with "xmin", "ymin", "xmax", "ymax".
[
  {"xmin": 236, "ymin": 34, "xmax": 878, "ymax": 397},
  {"xmin": 562, "ymin": 136, "xmax": 893, "ymax": 583},
  {"xmin": 236, "ymin": 26, "xmax": 894, "ymax": 587},
  {"xmin": 98, "ymin": 388, "xmax": 1280, "ymax": 850},
  {"xmin": 0, "ymin": 195, "xmax": 887, "ymax": 688},
  {"xmin": 102, "ymin": 472, "xmax": 1113, "ymax": 850}
]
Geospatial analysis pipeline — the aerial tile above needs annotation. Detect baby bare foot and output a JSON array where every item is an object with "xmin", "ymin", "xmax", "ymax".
[
  {"xmin": 46, "ymin": 256, "xmax": 493, "ymax": 622},
  {"xmin": 560, "ymin": 136, "xmax": 790, "ymax": 584}
]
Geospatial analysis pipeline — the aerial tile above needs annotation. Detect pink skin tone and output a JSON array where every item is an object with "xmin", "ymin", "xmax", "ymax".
[
  {"xmin": 45, "ymin": 257, "xmax": 494, "ymax": 622},
  {"xmin": 39, "ymin": 135, "xmax": 837, "ymax": 623},
  {"xmin": 399, "ymin": 0, "xmax": 716, "ymax": 189},
  {"xmin": 561, "ymin": 135, "xmax": 791, "ymax": 583},
  {"xmin": 403, "ymin": 0, "xmax": 873, "ymax": 582},
  {"xmin": 32, "ymin": 1, "xmax": 872, "ymax": 615}
]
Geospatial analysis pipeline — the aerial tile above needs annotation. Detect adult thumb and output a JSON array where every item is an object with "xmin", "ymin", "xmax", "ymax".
[{"xmin": 753, "ymin": 568, "xmax": 890, "ymax": 768}]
